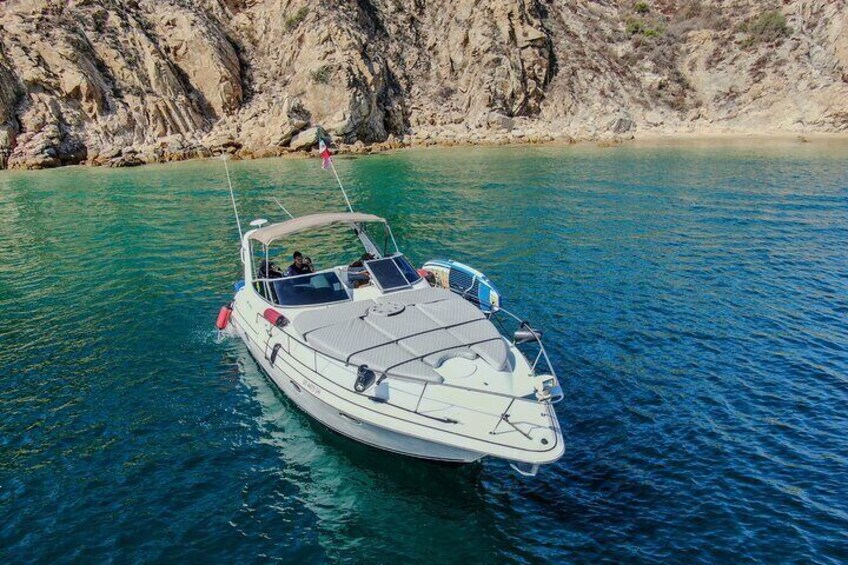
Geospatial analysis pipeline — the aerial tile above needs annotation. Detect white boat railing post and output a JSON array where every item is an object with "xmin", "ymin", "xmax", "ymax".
[
  {"xmin": 413, "ymin": 382, "xmax": 429, "ymax": 414},
  {"xmin": 386, "ymin": 224, "xmax": 401, "ymax": 254},
  {"xmin": 489, "ymin": 304, "xmax": 563, "ymax": 404},
  {"xmin": 531, "ymin": 349, "xmax": 543, "ymax": 371}
]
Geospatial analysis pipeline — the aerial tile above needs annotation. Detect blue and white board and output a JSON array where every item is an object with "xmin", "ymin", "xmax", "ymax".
[{"xmin": 422, "ymin": 259, "xmax": 502, "ymax": 313}]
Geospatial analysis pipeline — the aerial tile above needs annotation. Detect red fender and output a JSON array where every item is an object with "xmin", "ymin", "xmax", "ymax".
[
  {"xmin": 215, "ymin": 304, "xmax": 233, "ymax": 330},
  {"xmin": 263, "ymin": 308, "xmax": 289, "ymax": 328}
]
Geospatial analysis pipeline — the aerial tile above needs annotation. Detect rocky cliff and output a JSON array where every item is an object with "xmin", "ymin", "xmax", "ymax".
[{"xmin": 1, "ymin": 0, "xmax": 846, "ymax": 169}]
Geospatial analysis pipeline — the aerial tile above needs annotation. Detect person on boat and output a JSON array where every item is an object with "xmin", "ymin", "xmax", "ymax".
[
  {"xmin": 255, "ymin": 259, "xmax": 283, "ymax": 302},
  {"xmin": 258, "ymin": 259, "xmax": 283, "ymax": 279},
  {"xmin": 348, "ymin": 253, "xmax": 374, "ymax": 287},
  {"xmin": 348, "ymin": 253, "xmax": 374, "ymax": 269},
  {"xmin": 285, "ymin": 251, "xmax": 313, "ymax": 277}
]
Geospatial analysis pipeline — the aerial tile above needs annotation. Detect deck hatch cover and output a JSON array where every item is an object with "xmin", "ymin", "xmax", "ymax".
[{"xmin": 365, "ymin": 257, "xmax": 411, "ymax": 292}]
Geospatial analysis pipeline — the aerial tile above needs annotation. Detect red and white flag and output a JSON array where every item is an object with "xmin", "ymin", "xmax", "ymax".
[{"xmin": 319, "ymin": 140, "xmax": 332, "ymax": 170}]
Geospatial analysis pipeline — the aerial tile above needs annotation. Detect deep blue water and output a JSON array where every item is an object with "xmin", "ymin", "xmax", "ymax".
[{"xmin": 1, "ymin": 142, "xmax": 847, "ymax": 563}]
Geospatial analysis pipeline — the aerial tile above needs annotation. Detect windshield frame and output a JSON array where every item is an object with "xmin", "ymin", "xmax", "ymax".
[{"xmin": 255, "ymin": 267, "xmax": 352, "ymax": 308}]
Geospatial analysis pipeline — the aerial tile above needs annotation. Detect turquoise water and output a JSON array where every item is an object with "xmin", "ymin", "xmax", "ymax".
[{"xmin": 2, "ymin": 142, "xmax": 847, "ymax": 563}]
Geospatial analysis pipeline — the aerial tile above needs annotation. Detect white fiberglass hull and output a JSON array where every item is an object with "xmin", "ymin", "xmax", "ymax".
[{"xmin": 233, "ymin": 315, "xmax": 486, "ymax": 464}]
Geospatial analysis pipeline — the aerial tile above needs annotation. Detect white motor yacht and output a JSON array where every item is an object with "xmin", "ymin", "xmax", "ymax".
[{"xmin": 219, "ymin": 211, "xmax": 565, "ymax": 475}]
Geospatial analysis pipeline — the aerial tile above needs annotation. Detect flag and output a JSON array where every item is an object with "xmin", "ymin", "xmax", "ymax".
[{"xmin": 319, "ymin": 139, "xmax": 332, "ymax": 170}]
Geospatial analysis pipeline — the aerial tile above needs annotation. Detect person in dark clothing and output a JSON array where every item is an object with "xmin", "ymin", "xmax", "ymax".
[
  {"xmin": 258, "ymin": 259, "xmax": 283, "ymax": 279},
  {"xmin": 256, "ymin": 259, "xmax": 283, "ymax": 302},
  {"xmin": 348, "ymin": 253, "xmax": 375, "ymax": 269},
  {"xmin": 285, "ymin": 251, "xmax": 313, "ymax": 277},
  {"xmin": 347, "ymin": 253, "xmax": 374, "ymax": 287}
]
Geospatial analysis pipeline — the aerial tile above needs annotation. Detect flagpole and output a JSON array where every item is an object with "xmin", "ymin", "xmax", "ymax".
[
  {"xmin": 320, "ymin": 138, "xmax": 353, "ymax": 213},
  {"xmin": 222, "ymin": 155, "xmax": 243, "ymax": 240},
  {"xmin": 329, "ymin": 158, "xmax": 353, "ymax": 213}
]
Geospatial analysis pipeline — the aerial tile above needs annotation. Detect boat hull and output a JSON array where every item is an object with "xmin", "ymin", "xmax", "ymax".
[{"xmin": 233, "ymin": 317, "xmax": 486, "ymax": 464}]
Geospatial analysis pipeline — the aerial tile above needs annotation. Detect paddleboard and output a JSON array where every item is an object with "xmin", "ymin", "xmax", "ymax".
[{"xmin": 421, "ymin": 259, "xmax": 502, "ymax": 313}]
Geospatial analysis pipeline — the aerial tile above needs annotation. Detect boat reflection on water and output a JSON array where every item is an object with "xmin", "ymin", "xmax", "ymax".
[{"xmin": 225, "ymin": 340, "xmax": 517, "ymax": 563}]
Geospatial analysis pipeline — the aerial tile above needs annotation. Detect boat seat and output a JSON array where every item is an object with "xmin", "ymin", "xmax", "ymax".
[{"xmin": 423, "ymin": 347, "xmax": 478, "ymax": 368}]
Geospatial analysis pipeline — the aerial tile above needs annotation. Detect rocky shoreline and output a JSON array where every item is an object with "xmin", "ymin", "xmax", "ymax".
[
  {"xmin": 2, "ymin": 1, "xmax": 847, "ymax": 172},
  {"xmin": 6, "ymin": 128, "xmax": 847, "ymax": 174}
]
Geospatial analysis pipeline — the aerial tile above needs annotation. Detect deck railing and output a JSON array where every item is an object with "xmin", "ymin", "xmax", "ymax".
[{"xmin": 253, "ymin": 291, "xmax": 563, "ymax": 430}]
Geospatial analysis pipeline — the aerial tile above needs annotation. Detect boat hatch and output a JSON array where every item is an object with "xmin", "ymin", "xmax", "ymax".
[{"xmin": 365, "ymin": 255, "xmax": 422, "ymax": 292}]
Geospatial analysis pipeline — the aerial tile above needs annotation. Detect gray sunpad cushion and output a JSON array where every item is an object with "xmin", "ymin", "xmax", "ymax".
[
  {"xmin": 376, "ymin": 286, "xmax": 451, "ymax": 306},
  {"xmin": 389, "ymin": 360, "xmax": 443, "ymax": 381},
  {"xmin": 306, "ymin": 317, "xmax": 444, "ymax": 383},
  {"xmin": 470, "ymin": 341, "xmax": 511, "ymax": 372},
  {"xmin": 447, "ymin": 322, "xmax": 511, "ymax": 372},
  {"xmin": 423, "ymin": 299, "xmax": 512, "ymax": 372},
  {"xmin": 424, "ymin": 347, "xmax": 478, "ymax": 367},
  {"xmin": 364, "ymin": 306, "xmax": 439, "ymax": 339},
  {"xmin": 306, "ymin": 318, "xmax": 386, "ymax": 361},
  {"xmin": 363, "ymin": 304, "xmax": 478, "ymax": 368},
  {"xmin": 416, "ymin": 296, "xmax": 486, "ymax": 326},
  {"xmin": 398, "ymin": 331, "xmax": 467, "ymax": 361},
  {"xmin": 293, "ymin": 300, "xmax": 375, "ymax": 336},
  {"xmin": 300, "ymin": 289, "xmax": 511, "ymax": 379},
  {"xmin": 349, "ymin": 343, "xmax": 416, "ymax": 371},
  {"xmin": 351, "ymin": 348, "xmax": 441, "ymax": 382},
  {"xmin": 350, "ymin": 343, "xmax": 443, "ymax": 382}
]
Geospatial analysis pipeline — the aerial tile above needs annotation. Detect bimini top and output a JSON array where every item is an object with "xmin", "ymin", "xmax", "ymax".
[{"xmin": 248, "ymin": 212, "xmax": 386, "ymax": 245}]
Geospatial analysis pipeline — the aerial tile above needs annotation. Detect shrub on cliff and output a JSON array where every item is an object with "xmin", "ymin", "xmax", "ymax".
[
  {"xmin": 626, "ymin": 17, "xmax": 663, "ymax": 38},
  {"xmin": 738, "ymin": 10, "xmax": 791, "ymax": 45},
  {"xmin": 285, "ymin": 7, "xmax": 308, "ymax": 31},
  {"xmin": 310, "ymin": 66, "xmax": 332, "ymax": 84}
]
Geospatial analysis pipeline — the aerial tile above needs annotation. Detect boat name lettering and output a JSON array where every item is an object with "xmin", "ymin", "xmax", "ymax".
[{"xmin": 302, "ymin": 379, "xmax": 320, "ymax": 396}]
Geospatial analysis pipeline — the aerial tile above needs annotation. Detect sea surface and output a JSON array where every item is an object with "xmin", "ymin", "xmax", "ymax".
[{"xmin": 1, "ymin": 141, "xmax": 847, "ymax": 563}]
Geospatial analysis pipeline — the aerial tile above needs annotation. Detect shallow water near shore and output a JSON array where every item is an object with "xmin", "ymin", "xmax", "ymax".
[{"xmin": 2, "ymin": 142, "xmax": 847, "ymax": 563}]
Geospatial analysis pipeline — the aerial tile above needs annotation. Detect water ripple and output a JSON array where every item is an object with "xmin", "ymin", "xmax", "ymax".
[{"xmin": 1, "ymin": 143, "xmax": 848, "ymax": 563}]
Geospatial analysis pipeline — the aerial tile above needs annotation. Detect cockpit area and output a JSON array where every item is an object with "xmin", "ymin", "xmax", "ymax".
[{"xmin": 245, "ymin": 213, "xmax": 423, "ymax": 308}]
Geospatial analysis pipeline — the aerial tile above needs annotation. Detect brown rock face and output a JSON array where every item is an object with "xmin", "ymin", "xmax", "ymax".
[
  {"xmin": 0, "ymin": 0, "xmax": 846, "ymax": 169},
  {"xmin": 0, "ymin": 0, "xmax": 242, "ymax": 169}
]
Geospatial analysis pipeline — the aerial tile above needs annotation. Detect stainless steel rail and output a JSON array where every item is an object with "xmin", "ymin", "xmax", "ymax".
[{"xmin": 254, "ymin": 303, "xmax": 561, "ymax": 436}]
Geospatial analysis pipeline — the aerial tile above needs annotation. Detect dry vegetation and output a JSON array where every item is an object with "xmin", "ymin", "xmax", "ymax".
[{"xmin": 619, "ymin": 1, "xmax": 731, "ymax": 111}]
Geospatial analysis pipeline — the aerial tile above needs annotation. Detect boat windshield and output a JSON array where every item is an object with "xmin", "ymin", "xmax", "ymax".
[{"xmin": 270, "ymin": 270, "xmax": 350, "ymax": 307}]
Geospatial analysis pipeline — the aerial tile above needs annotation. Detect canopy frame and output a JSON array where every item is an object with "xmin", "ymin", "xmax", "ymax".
[{"xmin": 247, "ymin": 212, "xmax": 388, "ymax": 246}]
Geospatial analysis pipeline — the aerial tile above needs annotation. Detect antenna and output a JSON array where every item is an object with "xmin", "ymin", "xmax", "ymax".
[
  {"xmin": 272, "ymin": 197, "xmax": 295, "ymax": 219},
  {"xmin": 222, "ymin": 155, "xmax": 243, "ymax": 240}
]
